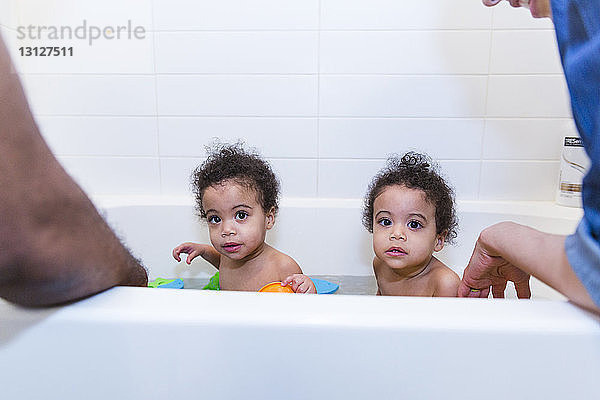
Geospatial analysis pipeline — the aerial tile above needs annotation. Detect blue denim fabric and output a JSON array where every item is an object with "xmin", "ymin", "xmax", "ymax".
[
  {"xmin": 552, "ymin": 0, "xmax": 600, "ymax": 306},
  {"xmin": 565, "ymin": 220, "xmax": 600, "ymax": 307}
]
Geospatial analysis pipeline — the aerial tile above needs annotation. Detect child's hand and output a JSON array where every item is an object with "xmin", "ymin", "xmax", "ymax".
[
  {"xmin": 172, "ymin": 242, "xmax": 205, "ymax": 265},
  {"xmin": 281, "ymin": 274, "xmax": 317, "ymax": 294}
]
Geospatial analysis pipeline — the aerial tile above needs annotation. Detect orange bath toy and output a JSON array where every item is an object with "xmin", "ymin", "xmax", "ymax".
[{"xmin": 258, "ymin": 282, "xmax": 295, "ymax": 293}]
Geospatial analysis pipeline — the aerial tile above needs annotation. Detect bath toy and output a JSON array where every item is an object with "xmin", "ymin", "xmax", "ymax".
[
  {"xmin": 203, "ymin": 272, "xmax": 220, "ymax": 290},
  {"xmin": 258, "ymin": 282, "xmax": 295, "ymax": 293},
  {"xmin": 312, "ymin": 278, "xmax": 339, "ymax": 294},
  {"xmin": 202, "ymin": 272, "xmax": 339, "ymax": 294},
  {"xmin": 148, "ymin": 278, "xmax": 184, "ymax": 289}
]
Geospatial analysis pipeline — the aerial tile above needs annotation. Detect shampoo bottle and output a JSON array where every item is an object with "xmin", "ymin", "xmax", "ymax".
[{"xmin": 556, "ymin": 136, "xmax": 590, "ymax": 207}]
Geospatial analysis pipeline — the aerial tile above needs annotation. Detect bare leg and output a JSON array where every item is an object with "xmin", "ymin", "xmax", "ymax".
[{"xmin": 0, "ymin": 35, "xmax": 147, "ymax": 306}]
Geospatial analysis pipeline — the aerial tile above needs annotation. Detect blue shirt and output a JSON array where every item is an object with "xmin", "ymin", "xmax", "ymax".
[{"xmin": 552, "ymin": 0, "xmax": 600, "ymax": 307}]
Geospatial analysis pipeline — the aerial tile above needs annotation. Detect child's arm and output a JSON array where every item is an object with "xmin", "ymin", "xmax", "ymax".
[
  {"xmin": 281, "ymin": 274, "xmax": 317, "ymax": 294},
  {"xmin": 172, "ymin": 242, "xmax": 220, "ymax": 269},
  {"xmin": 279, "ymin": 257, "xmax": 316, "ymax": 294}
]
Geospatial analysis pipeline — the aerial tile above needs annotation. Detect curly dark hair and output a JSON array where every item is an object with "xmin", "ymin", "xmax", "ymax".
[
  {"xmin": 362, "ymin": 151, "xmax": 458, "ymax": 243},
  {"xmin": 191, "ymin": 142, "xmax": 280, "ymax": 219}
]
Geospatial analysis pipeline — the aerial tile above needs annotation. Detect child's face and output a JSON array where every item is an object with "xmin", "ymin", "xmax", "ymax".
[
  {"xmin": 372, "ymin": 185, "xmax": 445, "ymax": 273},
  {"xmin": 202, "ymin": 180, "xmax": 274, "ymax": 261}
]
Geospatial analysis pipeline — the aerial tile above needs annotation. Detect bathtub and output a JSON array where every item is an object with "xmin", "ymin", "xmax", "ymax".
[
  {"xmin": 1, "ymin": 196, "xmax": 599, "ymax": 400},
  {"xmin": 100, "ymin": 195, "xmax": 585, "ymax": 298}
]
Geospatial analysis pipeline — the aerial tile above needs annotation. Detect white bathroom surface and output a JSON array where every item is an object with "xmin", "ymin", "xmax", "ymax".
[{"xmin": 1, "ymin": 287, "xmax": 599, "ymax": 400}]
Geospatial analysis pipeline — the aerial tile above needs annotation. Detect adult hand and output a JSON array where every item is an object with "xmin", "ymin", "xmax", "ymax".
[{"xmin": 458, "ymin": 226, "xmax": 531, "ymax": 299}]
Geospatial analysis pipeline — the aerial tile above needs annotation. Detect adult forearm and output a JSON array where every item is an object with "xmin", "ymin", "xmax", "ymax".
[
  {"xmin": 0, "ymin": 153, "xmax": 148, "ymax": 306},
  {"xmin": 481, "ymin": 222, "xmax": 598, "ymax": 312},
  {"xmin": 0, "ymin": 35, "xmax": 147, "ymax": 306}
]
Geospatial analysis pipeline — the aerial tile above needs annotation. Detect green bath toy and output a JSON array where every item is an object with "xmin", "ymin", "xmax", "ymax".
[{"xmin": 203, "ymin": 271, "xmax": 220, "ymax": 290}]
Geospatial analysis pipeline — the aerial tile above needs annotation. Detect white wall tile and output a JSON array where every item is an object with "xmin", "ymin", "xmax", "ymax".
[
  {"xmin": 160, "ymin": 157, "xmax": 203, "ymax": 195},
  {"xmin": 14, "ymin": 0, "xmax": 153, "ymax": 28},
  {"xmin": 320, "ymin": 76, "xmax": 488, "ymax": 117},
  {"xmin": 36, "ymin": 116, "xmax": 158, "ymax": 156},
  {"xmin": 490, "ymin": 30, "xmax": 562, "ymax": 74},
  {"xmin": 0, "ymin": 0, "xmax": 17, "ymax": 28},
  {"xmin": 153, "ymin": 0, "xmax": 319, "ymax": 30},
  {"xmin": 3, "ymin": 0, "xmax": 569, "ymax": 203},
  {"xmin": 269, "ymin": 159, "xmax": 318, "ymax": 198},
  {"xmin": 318, "ymin": 159, "xmax": 383, "ymax": 198},
  {"xmin": 160, "ymin": 158, "xmax": 318, "ymax": 198},
  {"xmin": 318, "ymin": 158, "xmax": 478, "ymax": 207},
  {"xmin": 1, "ymin": 27, "xmax": 27, "ymax": 73},
  {"xmin": 13, "ymin": 33, "xmax": 154, "ymax": 74},
  {"xmin": 321, "ymin": 0, "xmax": 492, "ymax": 30},
  {"xmin": 11, "ymin": 1, "xmax": 153, "ymax": 73},
  {"xmin": 439, "ymin": 161, "xmax": 481, "ymax": 200},
  {"xmin": 479, "ymin": 161, "xmax": 559, "ymax": 200},
  {"xmin": 492, "ymin": 2, "xmax": 555, "ymax": 29},
  {"xmin": 158, "ymin": 117, "xmax": 318, "ymax": 158},
  {"xmin": 486, "ymin": 75, "xmax": 571, "ymax": 118},
  {"xmin": 157, "ymin": 32, "xmax": 318, "ymax": 74},
  {"xmin": 157, "ymin": 75, "xmax": 318, "ymax": 117},
  {"xmin": 0, "ymin": 25, "xmax": 9, "ymax": 40},
  {"xmin": 483, "ymin": 119, "xmax": 577, "ymax": 160},
  {"xmin": 319, "ymin": 118, "xmax": 484, "ymax": 160},
  {"xmin": 59, "ymin": 156, "xmax": 161, "ymax": 196},
  {"xmin": 21, "ymin": 75, "xmax": 156, "ymax": 115},
  {"xmin": 320, "ymin": 31, "xmax": 490, "ymax": 74}
]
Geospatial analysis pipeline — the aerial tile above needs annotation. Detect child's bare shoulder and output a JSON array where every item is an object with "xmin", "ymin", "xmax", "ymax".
[
  {"xmin": 429, "ymin": 258, "xmax": 460, "ymax": 297},
  {"xmin": 266, "ymin": 247, "xmax": 302, "ymax": 276}
]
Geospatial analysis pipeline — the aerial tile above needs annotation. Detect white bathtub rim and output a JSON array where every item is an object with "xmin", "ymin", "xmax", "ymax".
[{"xmin": 2, "ymin": 287, "xmax": 598, "ymax": 336}]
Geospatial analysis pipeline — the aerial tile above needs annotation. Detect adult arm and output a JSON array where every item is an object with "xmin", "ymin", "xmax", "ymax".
[
  {"xmin": 459, "ymin": 221, "xmax": 599, "ymax": 313},
  {"xmin": 0, "ymin": 35, "xmax": 147, "ymax": 306}
]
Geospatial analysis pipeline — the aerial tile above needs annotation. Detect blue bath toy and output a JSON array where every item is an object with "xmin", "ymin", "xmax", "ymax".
[
  {"xmin": 312, "ymin": 278, "xmax": 339, "ymax": 294},
  {"xmin": 202, "ymin": 272, "xmax": 338, "ymax": 294},
  {"xmin": 148, "ymin": 278, "xmax": 184, "ymax": 289}
]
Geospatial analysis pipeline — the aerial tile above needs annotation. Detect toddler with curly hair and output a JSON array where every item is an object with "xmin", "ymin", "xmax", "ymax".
[
  {"xmin": 172, "ymin": 142, "xmax": 315, "ymax": 293},
  {"xmin": 363, "ymin": 151, "xmax": 460, "ymax": 297}
]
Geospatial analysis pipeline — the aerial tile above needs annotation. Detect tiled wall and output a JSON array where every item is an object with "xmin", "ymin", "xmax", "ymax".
[{"xmin": 3, "ymin": 0, "xmax": 576, "ymax": 200}]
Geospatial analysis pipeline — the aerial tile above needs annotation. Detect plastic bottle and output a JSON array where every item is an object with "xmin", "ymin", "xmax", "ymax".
[{"xmin": 556, "ymin": 136, "xmax": 590, "ymax": 207}]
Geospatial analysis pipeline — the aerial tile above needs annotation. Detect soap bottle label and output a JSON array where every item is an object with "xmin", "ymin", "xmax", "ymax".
[{"xmin": 556, "ymin": 136, "xmax": 589, "ymax": 207}]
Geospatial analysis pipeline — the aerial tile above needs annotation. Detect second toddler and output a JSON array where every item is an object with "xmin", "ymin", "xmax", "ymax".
[
  {"xmin": 363, "ymin": 152, "xmax": 460, "ymax": 297},
  {"xmin": 173, "ymin": 143, "xmax": 316, "ymax": 293}
]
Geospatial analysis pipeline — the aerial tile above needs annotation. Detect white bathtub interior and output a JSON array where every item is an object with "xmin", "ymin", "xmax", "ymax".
[{"xmin": 98, "ymin": 195, "xmax": 583, "ymax": 299}]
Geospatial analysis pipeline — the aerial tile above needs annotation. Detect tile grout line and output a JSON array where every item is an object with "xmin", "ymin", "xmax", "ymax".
[
  {"xmin": 478, "ymin": 12, "xmax": 496, "ymax": 201},
  {"xmin": 150, "ymin": 0, "xmax": 163, "ymax": 195},
  {"xmin": 316, "ymin": 0, "xmax": 322, "ymax": 198}
]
